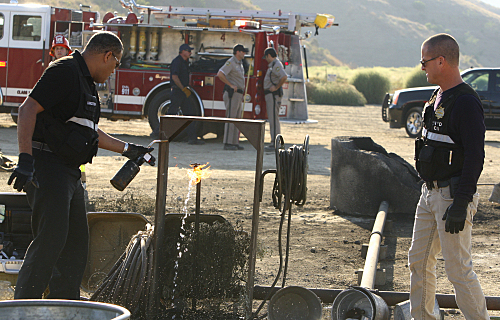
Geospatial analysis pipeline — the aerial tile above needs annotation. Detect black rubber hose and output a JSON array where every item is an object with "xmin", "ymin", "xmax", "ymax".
[
  {"xmin": 250, "ymin": 197, "xmax": 287, "ymax": 319},
  {"xmin": 250, "ymin": 135, "xmax": 309, "ymax": 319},
  {"xmin": 122, "ymin": 238, "xmax": 142, "ymax": 303},
  {"xmin": 132, "ymin": 236, "xmax": 150, "ymax": 304},
  {"xmin": 90, "ymin": 251, "xmax": 125, "ymax": 299},
  {"xmin": 111, "ymin": 237, "xmax": 140, "ymax": 302},
  {"xmin": 91, "ymin": 227, "xmax": 155, "ymax": 317}
]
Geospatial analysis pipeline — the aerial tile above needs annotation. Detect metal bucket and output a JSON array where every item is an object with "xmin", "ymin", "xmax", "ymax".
[
  {"xmin": 331, "ymin": 287, "xmax": 389, "ymax": 320},
  {"xmin": 268, "ymin": 286, "xmax": 323, "ymax": 320},
  {"xmin": 489, "ymin": 183, "xmax": 500, "ymax": 204},
  {"xmin": 0, "ymin": 299, "xmax": 130, "ymax": 320},
  {"xmin": 394, "ymin": 299, "xmax": 442, "ymax": 320}
]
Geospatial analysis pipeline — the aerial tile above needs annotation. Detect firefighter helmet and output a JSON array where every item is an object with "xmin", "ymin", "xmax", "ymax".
[{"xmin": 49, "ymin": 35, "xmax": 72, "ymax": 57}]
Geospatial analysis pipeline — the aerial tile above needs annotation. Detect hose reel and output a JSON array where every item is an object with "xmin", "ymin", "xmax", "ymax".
[
  {"xmin": 259, "ymin": 134, "xmax": 309, "ymax": 210},
  {"xmin": 253, "ymin": 134, "xmax": 309, "ymax": 319}
]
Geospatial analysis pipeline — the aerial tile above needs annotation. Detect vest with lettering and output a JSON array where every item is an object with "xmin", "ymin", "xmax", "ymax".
[
  {"xmin": 416, "ymin": 82, "xmax": 481, "ymax": 181},
  {"xmin": 33, "ymin": 56, "xmax": 100, "ymax": 167}
]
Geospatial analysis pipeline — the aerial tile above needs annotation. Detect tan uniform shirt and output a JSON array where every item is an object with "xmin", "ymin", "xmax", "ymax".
[
  {"xmin": 263, "ymin": 58, "xmax": 287, "ymax": 90},
  {"xmin": 218, "ymin": 55, "xmax": 245, "ymax": 89}
]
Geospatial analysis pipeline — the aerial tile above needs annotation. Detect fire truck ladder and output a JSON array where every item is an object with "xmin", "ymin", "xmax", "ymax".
[{"xmin": 152, "ymin": 7, "xmax": 334, "ymax": 32}]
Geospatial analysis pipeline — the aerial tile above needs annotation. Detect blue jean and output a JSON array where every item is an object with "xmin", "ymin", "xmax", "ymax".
[{"xmin": 408, "ymin": 183, "xmax": 489, "ymax": 320}]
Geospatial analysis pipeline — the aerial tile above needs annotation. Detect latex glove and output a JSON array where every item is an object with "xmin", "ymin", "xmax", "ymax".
[
  {"xmin": 182, "ymin": 87, "xmax": 192, "ymax": 98},
  {"xmin": 122, "ymin": 143, "xmax": 154, "ymax": 160},
  {"xmin": 442, "ymin": 197, "xmax": 469, "ymax": 234},
  {"xmin": 8, "ymin": 153, "xmax": 39, "ymax": 192}
]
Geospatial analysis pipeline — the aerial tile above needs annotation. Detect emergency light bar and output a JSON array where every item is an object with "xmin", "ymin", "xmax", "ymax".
[{"xmin": 235, "ymin": 20, "xmax": 260, "ymax": 29}]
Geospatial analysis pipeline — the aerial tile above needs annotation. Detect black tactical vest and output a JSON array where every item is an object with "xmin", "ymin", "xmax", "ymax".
[
  {"xmin": 34, "ymin": 56, "xmax": 100, "ymax": 167},
  {"xmin": 416, "ymin": 82, "xmax": 481, "ymax": 181}
]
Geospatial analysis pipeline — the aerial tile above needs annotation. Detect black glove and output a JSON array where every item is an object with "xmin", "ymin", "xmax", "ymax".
[
  {"xmin": 442, "ymin": 197, "xmax": 469, "ymax": 234},
  {"xmin": 122, "ymin": 143, "xmax": 154, "ymax": 160},
  {"xmin": 8, "ymin": 153, "xmax": 39, "ymax": 192}
]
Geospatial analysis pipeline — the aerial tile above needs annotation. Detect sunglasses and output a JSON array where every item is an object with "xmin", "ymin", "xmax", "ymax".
[
  {"xmin": 111, "ymin": 52, "xmax": 121, "ymax": 69},
  {"xmin": 420, "ymin": 56, "xmax": 443, "ymax": 67}
]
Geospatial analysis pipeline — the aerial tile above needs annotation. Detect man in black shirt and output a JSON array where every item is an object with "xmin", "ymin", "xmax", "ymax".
[
  {"xmin": 167, "ymin": 43, "xmax": 204, "ymax": 145},
  {"xmin": 8, "ymin": 31, "xmax": 152, "ymax": 299},
  {"xmin": 409, "ymin": 33, "xmax": 489, "ymax": 319}
]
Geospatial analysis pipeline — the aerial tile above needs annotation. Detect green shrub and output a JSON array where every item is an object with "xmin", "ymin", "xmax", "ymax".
[
  {"xmin": 306, "ymin": 81, "xmax": 366, "ymax": 106},
  {"xmin": 405, "ymin": 66, "xmax": 434, "ymax": 88},
  {"xmin": 349, "ymin": 71, "xmax": 391, "ymax": 104}
]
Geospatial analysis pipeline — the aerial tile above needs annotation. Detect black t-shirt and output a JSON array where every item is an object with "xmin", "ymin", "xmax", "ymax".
[
  {"xmin": 30, "ymin": 50, "xmax": 95, "ymax": 122},
  {"xmin": 170, "ymin": 54, "xmax": 189, "ymax": 89}
]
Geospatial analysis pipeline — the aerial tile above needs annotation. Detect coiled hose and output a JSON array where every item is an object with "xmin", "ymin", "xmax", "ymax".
[
  {"xmin": 252, "ymin": 134, "xmax": 309, "ymax": 319},
  {"xmin": 91, "ymin": 224, "xmax": 154, "ymax": 318}
]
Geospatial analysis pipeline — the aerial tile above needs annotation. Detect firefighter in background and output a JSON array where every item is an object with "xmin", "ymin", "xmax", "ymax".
[
  {"xmin": 217, "ymin": 44, "xmax": 248, "ymax": 151},
  {"xmin": 8, "ymin": 31, "xmax": 153, "ymax": 299},
  {"xmin": 263, "ymin": 47, "xmax": 287, "ymax": 152},
  {"xmin": 166, "ymin": 43, "xmax": 205, "ymax": 145},
  {"xmin": 50, "ymin": 35, "xmax": 72, "ymax": 61}
]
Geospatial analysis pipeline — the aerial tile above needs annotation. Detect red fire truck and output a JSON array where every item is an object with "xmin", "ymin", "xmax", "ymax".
[
  {"xmin": 0, "ymin": 3, "xmax": 97, "ymax": 121},
  {"xmin": 0, "ymin": 2, "xmax": 335, "ymax": 136}
]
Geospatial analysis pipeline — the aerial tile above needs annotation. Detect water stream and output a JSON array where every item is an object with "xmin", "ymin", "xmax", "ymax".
[{"xmin": 171, "ymin": 175, "xmax": 196, "ymax": 318}]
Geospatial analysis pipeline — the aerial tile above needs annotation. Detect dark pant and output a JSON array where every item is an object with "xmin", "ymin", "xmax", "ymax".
[
  {"xmin": 168, "ymin": 88, "xmax": 199, "ymax": 142},
  {"xmin": 14, "ymin": 149, "xmax": 88, "ymax": 299}
]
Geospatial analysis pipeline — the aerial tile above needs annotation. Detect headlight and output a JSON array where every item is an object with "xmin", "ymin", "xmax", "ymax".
[{"xmin": 255, "ymin": 104, "xmax": 261, "ymax": 115}]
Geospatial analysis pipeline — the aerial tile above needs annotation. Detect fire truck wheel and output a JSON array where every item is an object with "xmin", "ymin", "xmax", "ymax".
[
  {"xmin": 147, "ymin": 92, "xmax": 172, "ymax": 133},
  {"xmin": 147, "ymin": 92, "xmax": 204, "ymax": 141}
]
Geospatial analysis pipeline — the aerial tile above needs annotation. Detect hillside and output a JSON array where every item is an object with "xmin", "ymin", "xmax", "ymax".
[
  {"xmin": 0, "ymin": 0, "xmax": 258, "ymax": 19},
  {"xmin": 254, "ymin": 0, "xmax": 500, "ymax": 67},
  {"xmin": 3, "ymin": 0, "xmax": 499, "ymax": 67}
]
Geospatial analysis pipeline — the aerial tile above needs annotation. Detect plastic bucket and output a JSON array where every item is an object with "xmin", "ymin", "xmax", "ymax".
[
  {"xmin": 331, "ymin": 287, "xmax": 389, "ymax": 320},
  {"xmin": 0, "ymin": 299, "xmax": 130, "ymax": 320},
  {"xmin": 268, "ymin": 286, "xmax": 323, "ymax": 320}
]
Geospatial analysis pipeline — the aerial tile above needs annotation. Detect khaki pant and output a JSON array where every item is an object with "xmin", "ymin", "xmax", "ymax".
[
  {"xmin": 223, "ymin": 91, "xmax": 243, "ymax": 145},
  {"xmin": 265, "ymin": 93, "xmax": 281, "ymax": 145},
  {"xmin": 408, "ymin": 183, "xmax": 489, "ymax": 320}
]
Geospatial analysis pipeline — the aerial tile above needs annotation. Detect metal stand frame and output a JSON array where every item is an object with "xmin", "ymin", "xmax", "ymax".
[{"xmin": 150, "ymin": 115, "xmax": 265, "ymax": 318}]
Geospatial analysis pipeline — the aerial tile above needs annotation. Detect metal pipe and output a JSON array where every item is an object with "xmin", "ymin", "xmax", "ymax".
[
  {"xmin": 192, "ymin": 163, "xmax": 201, "ymax": 311},
  {"xmin": 360, "ymin": 201, "xmax": 389, "ymax": 289},
  {"xmin": 245, "ymin": 122, "xmax": 265, "ymax": 318},
  {"xmin": 253, "ymin": 286, "xmax": 500, "ymax": 309},
  {"xmin": 150, "ymin": 137, "xmax": 169, "ymax": 314},
  {"xmin": 194, "ymin": 163, "xmax": 201, "ymax": 235}
]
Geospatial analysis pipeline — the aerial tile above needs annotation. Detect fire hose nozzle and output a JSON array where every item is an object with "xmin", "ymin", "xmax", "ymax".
[{"xmin": 143, "ymin": 152, "xmax": 156, "ymax": 166}]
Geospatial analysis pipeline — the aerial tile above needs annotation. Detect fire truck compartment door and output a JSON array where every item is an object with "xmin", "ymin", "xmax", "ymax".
[
  {"xmin": 0, "ymin": 12, "xmax": 11, "ymax": 96},
  {"xmin": 5, "ymin": 10, "xmax": 49, "ymax": 102}
]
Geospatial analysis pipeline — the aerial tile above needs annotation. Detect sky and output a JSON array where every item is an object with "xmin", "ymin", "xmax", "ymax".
[{"xmin": 481, "ymin": 0, "xmax": 500, "ymax": 7}]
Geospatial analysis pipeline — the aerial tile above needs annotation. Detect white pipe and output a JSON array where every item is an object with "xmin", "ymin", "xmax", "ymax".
[{"xmin": 360, "ymin": 201, "xmax": 389, "ymax": 289}]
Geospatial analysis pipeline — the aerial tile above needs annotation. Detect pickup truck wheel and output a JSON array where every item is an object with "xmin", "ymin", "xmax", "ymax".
[
  {"xmin": 404, "ymin": 106, "xmax": 423, "ymax": 138},
  {"xmin": 10, "ymin": 111, "xmax": 18, "ymax": 124},
  {"xmin": 148, "ymin": 92, "xmax": 171, "ymax": 134}
]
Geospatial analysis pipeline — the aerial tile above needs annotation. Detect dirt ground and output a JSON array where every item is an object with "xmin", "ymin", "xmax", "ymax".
[{"xmin": 1, "ymin": 104, "xmax": 500, "ymax": 319}]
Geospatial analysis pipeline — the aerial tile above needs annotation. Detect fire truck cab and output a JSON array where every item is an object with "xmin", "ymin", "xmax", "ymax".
[
  {"xmin": 0, "ymin": 3, "xmax": 97, "ymax": 121},
  {"xmin": 0, "ymin": 2, "xmax": 335, "ymax": 137}
]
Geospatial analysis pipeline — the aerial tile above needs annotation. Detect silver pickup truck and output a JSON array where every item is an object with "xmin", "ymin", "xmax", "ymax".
[{"xmin": 382, "ymin": 68, "xmax": 500, "ymax": 138}]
